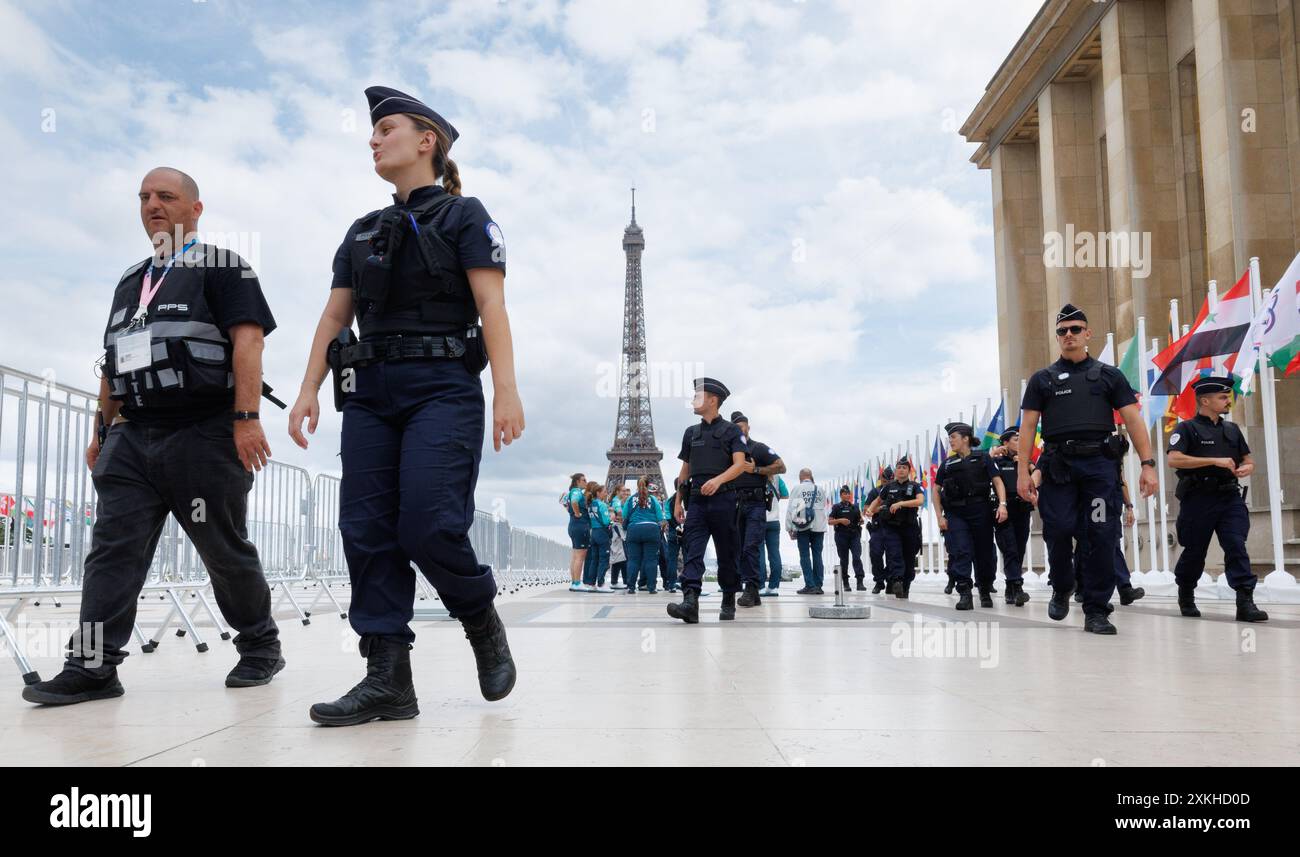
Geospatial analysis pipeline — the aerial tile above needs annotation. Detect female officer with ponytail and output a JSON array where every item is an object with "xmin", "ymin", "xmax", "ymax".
[{"xmin": 289, "ymin": 86, "xmax": 525, "ymax": 726}]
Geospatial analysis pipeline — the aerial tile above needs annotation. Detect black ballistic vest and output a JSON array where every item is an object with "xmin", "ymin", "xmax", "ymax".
[
  {"xmin": 349, "ymin": 191, "xmax": 479, "ymax": 339},
  {"xmin": 878, "ymin": 480, "xmax": 921, "ymax": 525},
  {"xmin": 940, "ymin": 453, "xmax": 993, "ymax": 506},
  {"xmin": 1040, "ymin": 360, "xmax": 1115, "ymax": 440},
  {"xmin": 1174, "ymin": 417, "xmax": 1245, "ymax": 492},
  {"xmin": 688, "ymin": 419, "xmax": 736, "ymax": 484},
  {"xmin": 733, "ymin": 437, "xmax": 769, "ymax": 490},
  {"xmin": 995, "ymin": 456, "xmax": 1024, "ymax": 503},
  {"xmin": 103, "ymin": 245, "xmax": 234, "ymax": 411}
]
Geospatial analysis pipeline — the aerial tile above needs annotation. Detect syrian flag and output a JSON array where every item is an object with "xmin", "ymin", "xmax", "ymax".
[{"xmin": 1151, "ymin": 270, "xmax": 1254, "ymax": 405}]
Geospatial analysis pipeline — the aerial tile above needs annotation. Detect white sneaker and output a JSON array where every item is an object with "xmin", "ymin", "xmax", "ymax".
[
  {"xmin": 569, "ymin": 581, "xmax": 583, "ymax": 592},
  {"xmin": 583, "ymin": 584, "xmax": 598, "ymax": 592},
  {"xmin": 595, "ymin": 584, "xmax": 611, "ymax": 592}
]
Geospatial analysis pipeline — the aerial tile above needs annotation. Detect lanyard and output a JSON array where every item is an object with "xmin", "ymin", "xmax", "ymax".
[{"xmin": 137, "ymin": 238, "xmax": 198, "ymax": 317}]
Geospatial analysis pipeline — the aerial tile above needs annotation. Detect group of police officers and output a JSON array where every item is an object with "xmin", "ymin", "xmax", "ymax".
[{"xmin": 661, "ymin": 301, "xmax": 1271, "ymax": 632}]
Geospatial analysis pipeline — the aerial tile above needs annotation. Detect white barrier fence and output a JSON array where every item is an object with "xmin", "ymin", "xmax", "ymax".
[{"xmin": 0, "ymin": 364, "xmax": 570, "ymax": 683}]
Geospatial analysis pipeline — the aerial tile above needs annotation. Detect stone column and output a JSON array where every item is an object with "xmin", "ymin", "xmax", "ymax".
[{"xmin": 991, "ymin": 143, "xmax": 1050, "ymax": 398}]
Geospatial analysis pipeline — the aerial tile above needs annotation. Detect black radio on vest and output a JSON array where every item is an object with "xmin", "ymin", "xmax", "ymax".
[{"xmin": 349, "ymin": 192, "xmax": 478, "ymax": 339}]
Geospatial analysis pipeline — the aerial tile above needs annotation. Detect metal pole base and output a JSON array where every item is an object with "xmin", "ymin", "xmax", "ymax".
[{"xmin": 809, "ymin": 604, "xmax": 871, "ymax": 619}]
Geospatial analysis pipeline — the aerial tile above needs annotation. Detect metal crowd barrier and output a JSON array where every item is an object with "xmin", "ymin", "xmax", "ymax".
[{"xmin": 0, "ymin": 362, "xmax": 572, "ymax": 683}]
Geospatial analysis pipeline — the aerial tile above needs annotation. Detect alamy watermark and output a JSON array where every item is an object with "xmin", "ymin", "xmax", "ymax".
[{"xmin": 1043, "ymin": 225, "xmax": 1150, "ymax": 279}]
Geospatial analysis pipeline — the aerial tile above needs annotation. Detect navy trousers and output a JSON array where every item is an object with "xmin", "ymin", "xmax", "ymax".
[
  {"xmin": 680, "ymin": 491, "xmax": 740, "ymax": 594},
  {"xmin": 942, "ymin": 503, "xmax": 996, "ymax": 591},
  {"xmin": 1037, "ymin": 451, "xmax": 1120, "ymax": 614},
  {"xmin": 994, "ymin": 501, "xmax": 1032, "ymax": 583},
  {"xmin": 736, "ymin": 498, "xmax": 768, "ymax": 588},
  {"xmin": 1174, "ymin": 489, "xmax": 1255, "ymax": 590},
  {"xmin": 339, "ymin": 358, "xmax": 496, "ymax": 642}
]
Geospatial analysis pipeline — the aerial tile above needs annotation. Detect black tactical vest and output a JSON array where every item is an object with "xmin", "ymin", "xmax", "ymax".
[
  {"xmin": 939, "ymin": 452, "xmax": 993, "ymax": 506},
  {"xmin": 349, "ymin": 191, "xmax": 479, "ymax": 339},
  {"xmin": 995, "ymin": 456, "xmax": 1020, "ymax": 500},
  {"xmin": 733, "ymin": 437, "xmax": 769, "ymax": 490},
  {"xmin": 878, "ymin": 480, "xmax": 921, "ymax": 525},
  {"xmin": 1040, "ymin": 359, "xmax": 1116, "ymax": 440},
  {"xmin": 102, "ymin": 245, "xmax": 234, "ymax": 411},
  {"xmin": 688, "ymin": 419, "xmax": 735, "ymax": 483},
  {"xmin": 1174, "ymin": 417, "xmax": 1244, "ymax": 490}
]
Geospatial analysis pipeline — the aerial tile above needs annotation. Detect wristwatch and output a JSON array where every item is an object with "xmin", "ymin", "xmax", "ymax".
[
  {"xmin": 233, "ymin": 411, "xmax": 260, "ymax": 421},
  {"xmin": 1140, "ymin": 458, "xmax": 1155, "ymax": 468}
]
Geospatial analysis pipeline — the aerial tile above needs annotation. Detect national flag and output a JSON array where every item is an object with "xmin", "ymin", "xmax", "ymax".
[
  {"xmin": 1151, "ymin": 271, "xmax": 1254, "ymax": 398},
  {"xmin": 980, "ymin": 399, "xmax": 1005, "ymax": 451},
  {"xmin": 1261, "ymin": 252, "xmax": 1300, "ymax": 377}
]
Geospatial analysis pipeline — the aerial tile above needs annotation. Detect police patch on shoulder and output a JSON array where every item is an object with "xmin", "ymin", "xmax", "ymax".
[
  {"xmin": 1169, "ymin": 433, "xmax": 1180, "ymax": 446},
  {"xmin": 485, "ymin": 221, "xmax": 505, "ymax": 264}
]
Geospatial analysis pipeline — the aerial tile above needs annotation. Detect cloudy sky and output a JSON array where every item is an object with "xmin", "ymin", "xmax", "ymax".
[{"xmin": 0, "ymin": 0, "xmax": 1042, "ymax": 550}]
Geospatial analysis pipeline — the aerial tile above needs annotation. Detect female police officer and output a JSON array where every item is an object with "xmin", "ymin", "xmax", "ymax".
[{"xmin": 289, "ymin": 86, "xmax": 525, "ymax": 726}]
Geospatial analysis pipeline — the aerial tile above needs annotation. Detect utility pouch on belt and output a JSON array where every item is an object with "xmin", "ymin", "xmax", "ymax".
[
  {"xmin": 1046, "ymin": 452, "xmax": 1072, "ymax": 486},
  {"xmin": 326, "ymin": 327, "xmax": 358, "ymax": 412},
  {"xmin": 1102, "ymin": 433, "xmax": 1129, "ymax": 460},
  {"xmin": 462, "ymin": 325, "xmax": 488, "ymax": 374}
]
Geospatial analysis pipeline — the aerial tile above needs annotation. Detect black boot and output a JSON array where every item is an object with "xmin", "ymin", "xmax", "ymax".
[
  {"xmin": 667, "ymin": 588, "xmax": 700, "ymax": 624},
  {"xmin": 1072, "ymin": 583, "xmax": 1083, "ymax": 603},
  {"xmin": 891, "ymin": 578, "xmax": 907, "ymax": 599},
  {"xmin": 955, "ymin": 585, "xmax": 974, "ymax": 611},
  {"xmin": 1084, "ymin": 610, "xmax": 1117, "ymax": 635},
  {"xmin": 1177, "ymin": 584, "xmax": 1201, "ymax": 618},
  {"xmin": 461, "ymin": 604, "xmax": 517, "ymax": 701},
  {"xmin": 737, "ymin": 582, "xmax": 762, "ymax": 608},
  {"xmin": 855, "ymin": 578, "xmax": 867, "ymax": 592},
  {"xmin": 978, "ymin": 588, "xmax": 994, "ymax": 608},
  {"xmin": 944, "ymin": 575, "xmax": 955, "ymax": 594},
  {"xmin": 872, "ymin": 580, "xmax": 885, "ymax": 594},
  {"xmin": 1235, "ymin": 588, "xmax": 1269, "ymax": 623},
  {"xmin": 720, "ymin": 591, "xmax": 737, "ymax": 621},
  {"xmin": 1118, "ymin": 584, "xmax": 1145, "ymax": 606},
  {"xmin": 22, "ymin": 667, "xmax": 124, "ymax": 706},
  {"xmin": 309, "ymin": 637, "xmax": 419, "ymax": 726},
  {"xmin": 1048, "ymin": 589, "xmax": 1071, "ymax": 621}
]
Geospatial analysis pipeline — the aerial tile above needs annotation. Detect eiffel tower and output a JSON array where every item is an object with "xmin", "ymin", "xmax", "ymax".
[{"xmin": 605, "ymin": 189, "xmax": 666, "ymax": 498}]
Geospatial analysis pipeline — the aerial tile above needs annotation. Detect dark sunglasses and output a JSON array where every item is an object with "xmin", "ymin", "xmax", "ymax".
[{"xmin": 1056, "ymin": 325, "xmax": 1085, "ymax": 336}]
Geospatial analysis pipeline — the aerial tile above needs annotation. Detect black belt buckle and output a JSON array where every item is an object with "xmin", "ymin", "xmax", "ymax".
[{"xmin": 384, "ymin": 335, "xmax": 405, "ymax": 361}]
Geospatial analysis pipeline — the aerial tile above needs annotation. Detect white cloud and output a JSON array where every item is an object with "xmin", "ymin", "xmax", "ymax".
[{"xmin": 0, "ymin": 0, "xmax": 1043, "ymax": 545}]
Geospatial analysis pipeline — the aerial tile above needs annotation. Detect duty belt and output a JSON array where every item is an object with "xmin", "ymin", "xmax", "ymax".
[
  {"xmin": 734, "ymin": 486, "xmax": 766, "ymax": 502},
  {"xmin": 341, "ymin": 334, "xmax": 466, "ymax": 368},
  {"xmin": 1043, "ymin": 439, "xmax": 1103, "ymax": 457}
]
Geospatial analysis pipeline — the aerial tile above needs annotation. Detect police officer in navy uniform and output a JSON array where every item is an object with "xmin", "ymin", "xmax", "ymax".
[
  {"xmin": 866, "ymin": 457, "xmax": 926, "ymax": 599},
  {"xmin": 829, "ymin": 485, "xmax": 866, "ymax": 592},
  {"xmin": 288, "ymin": 87, "xmax": 525, "ymax": 725},
  {"xmin": 931, "ymin": 428, "xmax": 1006, "ymax": 609},
  {"xmin": 863, "ymin": 468, "xmax": 890, "ymax": 592},
  {"xmin": 667, "ymin": 378, "xmax": 750, "ymax": 623},
  {"xmin": 991, "ymin": 426, "xmax": 1033, "ymax": 606},
  {"xmin": 1017, "ymin": 304, "xmax": 1157, "ymax": 634},
  {"xmin": 24, "ymin": 167, "xmax": 286, "ymax": 706},
  {"xmin": 729, "ymin": 411, "xmax": 785, "ymax": 609},
  {"xmin": 1167, "ymin": 376, "xmax": 1267, "ymax": 622}
]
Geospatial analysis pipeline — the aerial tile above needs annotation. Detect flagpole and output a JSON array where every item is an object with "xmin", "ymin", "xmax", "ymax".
[
  {"xmin": 1249, "ymin": 256, "xmax": 1287, "ymax": 583},
  {"xmin": 1139, "ymin": 315, "xmax": 1161, "ymax": 574},
  {"xmin": 1152, "ymin": 337, "xmax": 1172, "ymax": 577}
]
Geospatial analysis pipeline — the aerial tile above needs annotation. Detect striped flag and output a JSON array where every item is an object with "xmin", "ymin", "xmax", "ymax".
[{"xmin": 1152, "ymin": 271, "xmax": 1253, "ymax": 411}]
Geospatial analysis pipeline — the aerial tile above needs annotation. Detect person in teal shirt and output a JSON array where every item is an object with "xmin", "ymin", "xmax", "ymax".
[
  {"xmin": 582, "ymin": 483, "xmax": 612, "ymax": 590},
  {"xmin": 623, "ymin": 477, "xmax": 667, "ymax": 594},
  {"xmin": 565, "ymin": 474, "xmax": 589, "ymax": 592}
]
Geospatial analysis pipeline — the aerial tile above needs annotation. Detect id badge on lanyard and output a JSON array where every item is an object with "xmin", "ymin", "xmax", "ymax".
[{"xmin": 115, "ymin": 238, "xmax": 195, "ymax": 374}]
